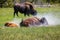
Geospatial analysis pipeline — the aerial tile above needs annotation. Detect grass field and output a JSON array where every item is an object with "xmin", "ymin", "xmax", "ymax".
[{"xmin": 0, "ymin": 7, "xmax": 60, "ymax": 40}]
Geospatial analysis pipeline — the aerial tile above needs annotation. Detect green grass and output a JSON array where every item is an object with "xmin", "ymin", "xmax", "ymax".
[
  {"xmin": 0, "ymin": 26, "xmax": 60, "ymax": 40},
  {"xmin": 0, "ymin": 7, "xmax": 60, "ymax": 40}
]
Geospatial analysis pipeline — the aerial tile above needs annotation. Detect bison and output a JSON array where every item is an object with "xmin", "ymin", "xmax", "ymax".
[
  {"xmin": 14, "ymin": 2, "xmax": 37, "ymax": 17},
  {"xmin": 4, "ymin": 22, "xmax": 18, "ymax": 27},
  {"xmin": 20, "ymin": 17, "xmax": 48, "ymax": 27}
]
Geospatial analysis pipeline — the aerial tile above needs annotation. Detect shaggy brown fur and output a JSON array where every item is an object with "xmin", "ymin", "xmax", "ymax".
[
  {"xmin": 20, "ymin": 17, "xmax": 40, "ymax": 26},
  {"xmin": 20, "ymin": 17, "xmax": 48, "ymax": 27},
  {"xmin": 14, "ymin": 2, "xmax": 37, "ymax": 17}
]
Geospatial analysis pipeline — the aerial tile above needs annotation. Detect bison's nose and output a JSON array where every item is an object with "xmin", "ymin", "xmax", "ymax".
[
  {"xmin": 31, "ymin": 10, "xmax": 37, "ymax": 16},
  {"xmin": 33, "ymin": 13, "xmax": 37, "ymax": 16},
  {"xmin": 31, "ymin": 12, "xmax": 37, "ymax": 16}
]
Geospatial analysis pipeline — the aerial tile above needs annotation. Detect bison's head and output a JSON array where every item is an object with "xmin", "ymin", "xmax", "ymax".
[
  {"xmin": 39, "ymin": 17, "xmax": 48, "ymax": 25},
  {"xmin": 30, "ymin": 10, "xmax": 37, "ymax": 16}
]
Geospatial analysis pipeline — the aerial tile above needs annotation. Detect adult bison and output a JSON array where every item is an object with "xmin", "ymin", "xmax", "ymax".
[
  {"xmin": 14, "ymin": 2, "xmax": 37, "ymax": 17},
  {"xmin": 20, "ymin": 17, "xmax": 48, "ymax": 27}
]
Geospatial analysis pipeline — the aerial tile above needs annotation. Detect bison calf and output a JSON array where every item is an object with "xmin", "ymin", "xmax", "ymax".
[{"xmin": 5, "ymin": 22, "xmax": 18, "ymax": 27}]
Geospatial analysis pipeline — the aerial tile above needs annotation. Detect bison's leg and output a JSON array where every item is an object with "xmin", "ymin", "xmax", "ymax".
[
  {"xmin": 24, "ymin": 12, "xmax": 29, "ymax": 16},
  {"xmin": 27, "ymin": 12, "xmax": 30, "ymax": 16},
  {"xmin": 14, "ymin": 11, "xmax": 15, "ymax": 17},
  {"xmin": 14, "ymin": 6, "xmax": 19, "ymax": 17},
  {"xmin": 15, "ymin": 11, "xmax": 18, "ymax": 17},
  {"xmin": 24, "ymin": 10, "xmax": 30, "ymax": 16},
  {"xmin": 25, "ymin": 13, "xmax": 30, "ymax": 16},
  {"xmin": 14, "ymin": 10, "xmax": 19, "ymax": 17},
  {"xmin": 24, "ymin": 13, "xmax": 26, "ymax": 16}
]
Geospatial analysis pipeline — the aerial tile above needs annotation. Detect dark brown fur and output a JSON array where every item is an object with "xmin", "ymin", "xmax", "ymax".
[
  {"xmin": 14, "ymin": 2, "xmax": 37, "ymax": 17},
  {"xmin": 20, "ymin": 17, "xmax": 48, "ymax": 27},
  {"xmin": 20, "ymin": 17, "xmax": 40, "ymax": 26}
]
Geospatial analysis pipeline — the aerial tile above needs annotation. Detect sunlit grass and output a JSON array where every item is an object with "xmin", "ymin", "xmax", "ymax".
[
  {"xmin": 0, "ymin": 26, "xmax": 60, "ymax": 40},
  {"xmin": 0, "ymin": 7, "xmax": 60, "ymax": 40}
]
